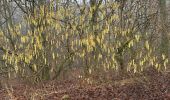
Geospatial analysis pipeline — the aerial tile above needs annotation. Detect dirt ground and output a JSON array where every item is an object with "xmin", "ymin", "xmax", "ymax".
[{"xmin": 0, "ymin": 68, "xmax": 170, "ymax": 100}]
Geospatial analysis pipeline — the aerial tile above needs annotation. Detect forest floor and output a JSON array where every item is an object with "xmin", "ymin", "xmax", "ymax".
[{"xmin": 0, "ymin": 68, "xmax": 170, "ymax": 100}]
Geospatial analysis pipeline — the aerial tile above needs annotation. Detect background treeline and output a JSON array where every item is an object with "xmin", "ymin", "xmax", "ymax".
[{"xmin": 0, "ymin": 0, "xmax": 169, "ymax": 83}]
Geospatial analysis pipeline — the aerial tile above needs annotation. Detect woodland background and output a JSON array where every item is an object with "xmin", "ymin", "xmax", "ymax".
[{"xmin": 0, "ymin": 0, "xmax": 170, "ymax": 99}]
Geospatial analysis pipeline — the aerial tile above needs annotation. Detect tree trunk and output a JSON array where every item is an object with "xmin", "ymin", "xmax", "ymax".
[{"xmin": 159, "ymin": 0, "xmax": 169, "ymax": 66}]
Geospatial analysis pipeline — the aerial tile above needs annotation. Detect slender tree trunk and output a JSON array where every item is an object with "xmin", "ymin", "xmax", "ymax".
[{"xmin": 159, "ymin": 0, "xmax": 169, "ymax": 66}]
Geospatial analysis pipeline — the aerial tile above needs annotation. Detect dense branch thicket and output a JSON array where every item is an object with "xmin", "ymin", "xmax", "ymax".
[{"xmin": 0, "ymin": 0, "xmax": 169, "ymax": 83}]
